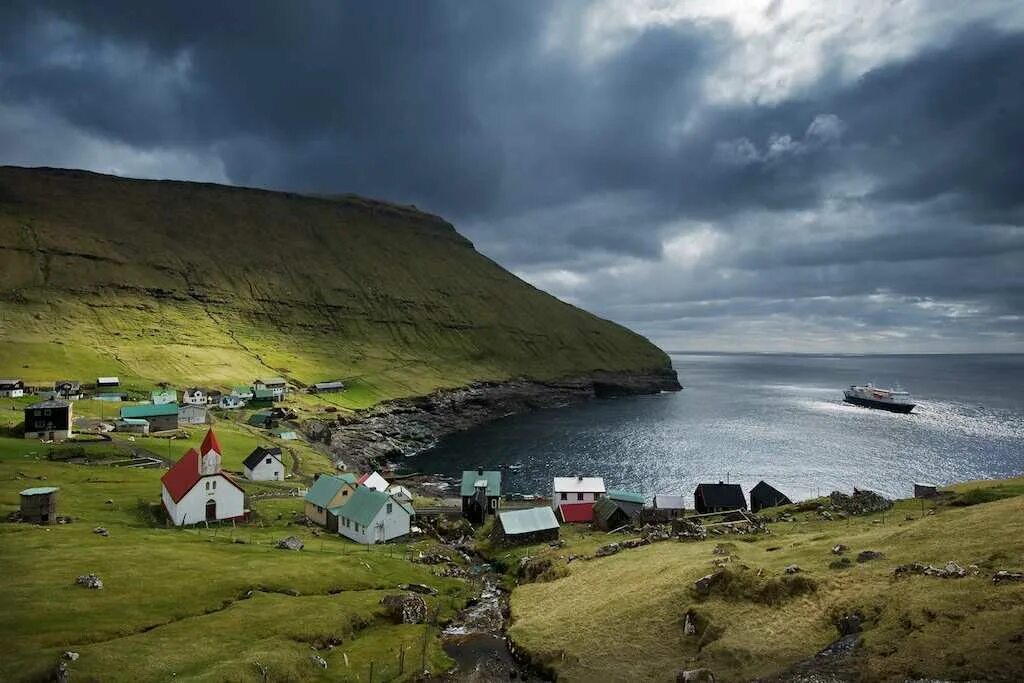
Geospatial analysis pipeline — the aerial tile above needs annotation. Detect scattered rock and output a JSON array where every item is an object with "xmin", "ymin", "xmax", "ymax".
[
  {"xmin": 398, "ymin": 583, "xmax": 438, "ymax": 595},
  {"xmin": 676, "ymin": 668, "xmax": 716, "ymax": 682},
  {"xmin": 93, "ymin": 526, "xmax": 109, "ymax": 537},
  {"xmin": 993, "ymin": 570, "xmax": 1024, "ymax": 584},
  {"xmin": 622, "ymin": 538, "xmax": 650, "ymax": 549},
  {"xmin": 413, "ymin": 551, "xmax": 452, "ymax": 565},
  {"xmin": 56, "ymin": 662, "xmax": 69, "ymax": 683},
  {"xmin": 75, "ymin": 573, "xmax": 103, "ymax": 589},
  {"xmin": 104, "ymin": 499, "xmax": 114, "ymax": 505},
  {"xmin": 548, "ymin": 539, "xmax": 566, "ymax": 548},
  {"xmin": 595, "ymin": 543, "xmax": 621, "ymax": 558},
  {"xmin": 784, "ymin": 564, "xmax": 801, "ymax": 574},
  {"xmin": 309, "ymin": 654, "xmax": 328, "ymax": 669},
  {"xmin": 894, "ymin": 561, "xmax": 967, "ymax": 578},
  {"xmin": 62, "ymin": 652, "xmax": 79, "ymax": 662},
  {"xmin": 856, "ymin": 550, "xmax": 884, "ymax": 563},
  {"xmin": 683, "ymin": 610, "xmax": 698, "ymax": 636},
  {"xmin": 835, "ymin": 612, "xmax": 862, "ymax": 636},
  {"xmin": 829, "ymin": 489, "xmax": 893, "ymax": 516},
  {"xmin": 693, "ymin": 570, "xmax": 724, "ymax": 596},
  {"xmin": 712, "ymin": 543, "xmax": 733, "ymax": 556},
  {"xmin": 831, "ymin": 544, "xmax": 847, "ymax": 555},
  {"xmin": 380, "ymin": 593, "xmax": 427, "ymax": 624},
  {"xmin": 276, "ymin": 536, "xmax": 304, "ymax": 551}
]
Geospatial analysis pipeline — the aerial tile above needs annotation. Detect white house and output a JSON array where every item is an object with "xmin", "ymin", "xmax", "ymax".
[
  {"xmin": 160, "ymin": 429, "xmax": 245, "ymax": 526},
  {"xmin": 243, "ymin": 446, "xmax": 285, "ymax": 481},
  {"xmin": 218, "ymin": 394, "xmax": 246, "ymax": 410},
  {"xmin": 357, "ymin": 471, "xmax": 390, "ymax": 492},
  {"xmin": 331, "ymin": 486, "xmax": 413, "ymax": 544},
  {"xmin": 552, "ymin": 476, "xmax": 606, "ymax": 507},
  {"xmin": 0, "ymin": 379, "xmax": 25, "ymax": 398},
  {"xmin": 179, "ymin": 404, "xmax": 208, "ymax": 425},
  {"xmin": 182, "ymin": 388, "xmax": 206, "ymax": 406},
  {"xmin": 231, "ymin": 385, "xmax": 254, "ymax": 400},
  {"xmin": 253, "ymin": 377, "xmax": 287, "ymax": 400}
]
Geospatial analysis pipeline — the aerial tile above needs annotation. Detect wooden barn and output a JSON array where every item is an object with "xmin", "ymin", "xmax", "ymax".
[
  {"xmin": 461, "ymin": 468, "xmax": 502, "ymax": 524},
  {"xmin": 750, "ymin": 481, "xmax": 793, "ymax": 513},
  {"xmin": 20, "ymin": 486, "xmax": 59, "ymax": 524},
  {"xmin": 492, "ymin": 506, "xmax": 560, "ymax": 545},
  {"xmin": 693, "ymin": 482, "xmax": 747, "ymax": 514}
]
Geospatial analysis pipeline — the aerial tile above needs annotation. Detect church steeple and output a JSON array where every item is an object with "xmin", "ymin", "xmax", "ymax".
[{"xmin": 199, "ymin": 428, "xmax": 222, "ymax": 476}]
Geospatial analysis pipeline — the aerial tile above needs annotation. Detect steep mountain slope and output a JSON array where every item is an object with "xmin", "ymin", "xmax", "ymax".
[{"xmin": 0, "ymin": 167, "xmax": 675, "ymax": 405}]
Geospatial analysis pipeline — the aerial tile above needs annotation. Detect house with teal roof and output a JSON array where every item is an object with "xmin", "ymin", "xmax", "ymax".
[
  {"xmin": 331, "ymin": 485, "xmax": 413, "ymax": 544},
  {"xmin": 460, "ymin": 468, "xmax": 502, "ymax": 524},
  {"xmin": 303, "ymin": 473, "xmax": 358, "ymax": 528}
]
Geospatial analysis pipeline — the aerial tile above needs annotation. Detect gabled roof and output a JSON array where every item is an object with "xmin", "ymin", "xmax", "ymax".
[
  {"xmin": 694, "ymin": 483, "xmax": 747, "ymax": 509},
  {"xmin": 252, "ymin": 388, "xmax": 277, "ymax": 400},
  {"xmin": 243, "ymin": 446, "xmax": 283, "ymax": 470},
  {"xmin": 593, "ymin": 496, "xmax": 642, "ymax": 524},
  {"xmin": 654, "ymin": 494, "xmax": 686, "ymax": 510},
  {"xmin": 557, "ymin": 502, "xmax": 595, "ymax": 523},
  {"xmin": 161, "ymin": 449, "xmax": 201, "ymax": 503},
  {"xmin": 305, "ymin": 474, "xmax": 350, "ymax": 507},
  {"xmin": 200, "ymin": 428, "xmax": 222, "ymax": 456},
  {"xmin": 750, "ymin": 481, "xmax": 792, "ymax": 509},
  {"xmin": 256, "ymin": 377, "xmax": 287, "ymax": 386},
  {"xmin": 231, "ymin": 386, "xmax": 253, "ymax": 395},
  {"xmin": 27, "ymin": 400, "xmax": 70, "ymax": 410},
  {"xmin": 460, "ymin": 470, "xmax": 501, "ymax": 497},
  {"xmin": 120, "ymin": 403, "xmax": 178, "ymax": 419},
  {"xmin": 331, "ymin": 485, "xmax": 394, "ymax": 526},
  {"xmin": 20, "ymin": 486, "xmax": 59, "ymax": 496},
  {"xmin": 357, "ymin": 471, "xmax": 390, "ymax": 492},
  {"xmin": 498, "ymin": 506, "xmax": 559, "ymax": 535},
  {"xmin": 607, "ymin": 489, "xmax": 646, "ymax": 504},
  {"xmin": 553, "ymin": 477, "xmax": 606, "ymax": 494},
  {"xmin": 97, "ymin": 376, "xmax": 119, "ymax": 384}
]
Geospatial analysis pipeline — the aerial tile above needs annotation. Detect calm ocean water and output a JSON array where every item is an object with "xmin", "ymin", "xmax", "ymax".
[{"xmin": 406, "ymin": 353, "xmax": 1024, "ymax": 503}]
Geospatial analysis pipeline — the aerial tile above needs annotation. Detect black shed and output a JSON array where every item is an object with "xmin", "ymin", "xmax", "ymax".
[
  {"xmin": 749, "ymin": 481, "xmax": 792, "ymax": 513},
  {"xmin": 693, "ymin": 482, "xmax": 747, "ymax": 514}
]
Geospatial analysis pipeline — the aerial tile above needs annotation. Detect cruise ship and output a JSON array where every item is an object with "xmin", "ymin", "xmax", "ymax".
[{"xmin": 843, "ymin": 383, "xmax": 916, "ymax": 413}]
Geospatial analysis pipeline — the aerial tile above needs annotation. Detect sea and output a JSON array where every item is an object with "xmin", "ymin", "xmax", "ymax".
[{"xmin": 405, "ymin": 353, "xmax": 1024, "ymax": 504}]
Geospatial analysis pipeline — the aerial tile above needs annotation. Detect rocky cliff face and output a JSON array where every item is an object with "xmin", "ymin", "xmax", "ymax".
[{"xmin": 306, "ymin": 369, "xmax": 681, "ymax": 469}]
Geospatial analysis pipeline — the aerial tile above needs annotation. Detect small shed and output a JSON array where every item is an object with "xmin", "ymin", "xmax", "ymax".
[
  {"xmin": 461, "ymin": 468, "xmax": 502, "ymax": 524},
  {"xmin": 115, "ymin": 418, "xmax": 151, "ymax": 434},
  {"xmin": 652, "ymin": 494, "xmax": 686, "ymax": 517},
  {"xmin": 270, "ymin": 427, "xmax": 298, "ymax": 440},
  {"xmin": 913, "ymin": 483, "xmax": 939, "ymax": 499},
  {"xmin": 311, "ymin": 380, "xmax": 345, "ymax": 393},
  {"xmin": 693, "ymin": 482, "xmax": 747, "ymax": 514},
  {"xmin": 492, "ymin": 506, "xmax": 560, "ymax": 545},
  {"xmin": 97, "ymin": 376, "xmax": 120, "ymax": 389},
  {"xmin": 20, "ymin": 486, "xmax": 59, "ymax": 524},
  {"xmin": 592, "ymin": 492, "xmax": 644, "ymax": 531},
  {"xmin": 750, "ymin": 481, "xmax": 793, "ymax": 513}
]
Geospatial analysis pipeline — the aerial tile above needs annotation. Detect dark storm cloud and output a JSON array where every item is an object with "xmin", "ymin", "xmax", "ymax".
[{"xmin": 1, "ymin": 1, "xmax": 1022, "ymax": 351}]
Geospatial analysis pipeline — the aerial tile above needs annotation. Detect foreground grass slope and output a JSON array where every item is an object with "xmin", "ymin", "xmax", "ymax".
[
  {"xmin": 505, "ymin": 481, "xmax": 1024, "ymax": 682},
  {"xmin": 0, "ymin": 166, "xmax": 672, "ymax": 407},
  {"xmin": 0, "ymin": 445, "xmax": 471, "ymax": 682}
]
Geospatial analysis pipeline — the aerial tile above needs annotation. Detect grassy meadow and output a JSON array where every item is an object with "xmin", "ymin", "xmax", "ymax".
[{"xmin": 502, "ymin": 480, "xmax": 1024, "ymax": 682}]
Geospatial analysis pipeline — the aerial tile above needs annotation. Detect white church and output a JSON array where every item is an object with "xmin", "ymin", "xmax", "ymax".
[{"xmin": 161, "ymin": 428, "xmax": 246, "ymax": 525}]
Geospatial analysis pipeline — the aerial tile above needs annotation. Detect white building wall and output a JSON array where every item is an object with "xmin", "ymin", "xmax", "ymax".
[
  {"xmin": 362, "ymin": 472, "xmax": 389, "ymax": 492},
  {"xmin": 0, "ymin": 388, "xmax": 24, "ymax": 398},
  {"xmin": 337, "ymin": 502, "xmax": 410, "ymax": 544},
  {"xmin": 244, "ymin": 456, "xmax": 284, "ymax": 481},
  {"xmin": 163, "ymin": 474, "xmax": 244, "ymax": 526},
  {"xmin": 183, "ymin": 391, "xmax": 205, "ymax": 405},
  {"xmin": 552, "ymin": 490, "xmax": 601, "ymax": 509}
]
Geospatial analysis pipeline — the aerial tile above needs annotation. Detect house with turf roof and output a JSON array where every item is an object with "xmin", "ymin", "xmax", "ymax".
[
  {"xmin": 161, "ymin": 429, "xmax": 246, "ymax": 525},
  {"xmin": 243, "ymin": 446, "xmax": 285, "ymax": 481},
  {"xmin": 120, "ymin": 402, "xmax": 178, "ymax": 432},
  {"xmin": 151, "ymin": 389, "xmax": 177, "ymax": 405},
  {"xmin": 461, "ymin": 468, "xmax": 502, "ymax": 524},
  {"xmin": 304, "ymin": 473, "xmax": 358, "ymax": 528},
  {"xmin": 592, "ymin": 490, "xmax": 645, "ymax": 530},
  {"xmin": 492, "ymin": 506, "xmax": 559, "ymax": 545},
  {"xmin": 332, "ymin": 485, "xmax": 413, "ymax": 544}
]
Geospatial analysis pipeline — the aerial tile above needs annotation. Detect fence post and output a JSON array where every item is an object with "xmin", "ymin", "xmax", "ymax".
[
  {"xmin": 369, "ymin": 660, "xmax": 374, "ymax": 683},
  {"xmin": 399, "ymin": 644, "xmax": 405, "ymax": 675}
]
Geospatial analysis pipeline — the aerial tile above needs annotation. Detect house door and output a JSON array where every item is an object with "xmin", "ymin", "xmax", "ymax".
[
  {"xmin": 205, "ymin": 499, "xmax": 217, "ymax": 521},
  {"xmin": 376, "ymin": 523, "xmax": 385, "ymax": 544}
]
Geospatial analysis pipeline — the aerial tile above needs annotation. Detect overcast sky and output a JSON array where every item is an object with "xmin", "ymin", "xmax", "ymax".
[{"xmin": 2, "ymin": 1, "xmax": 1023, "ymax": 353}]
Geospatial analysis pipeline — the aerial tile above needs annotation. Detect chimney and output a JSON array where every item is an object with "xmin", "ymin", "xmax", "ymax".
[
  {"xmin": 718, "ymin": 480, "xmax": 724, "ymax": 485},
  {"xmin": 477, "ymin": 467, "xmax": 483, "ymax": 475},
  {"xmin": 577, "ymin": 475, "xmax": 583, "ymax": 481}
]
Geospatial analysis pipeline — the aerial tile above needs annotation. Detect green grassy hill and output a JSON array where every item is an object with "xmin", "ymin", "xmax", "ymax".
[{"xmin": 0, "ymin": 166, "xmax": 673, "ymax": 406}]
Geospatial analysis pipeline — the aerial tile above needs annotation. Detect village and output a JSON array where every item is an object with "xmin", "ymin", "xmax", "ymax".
[{"xmin": 2, "ymin": 375, "xmax": 1020, "ymax": 682}]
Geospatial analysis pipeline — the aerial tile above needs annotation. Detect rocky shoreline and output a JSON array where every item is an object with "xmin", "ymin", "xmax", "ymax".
[{"xmin": 304, "ymin": 369, "xmax": 682, "ymax": 471}]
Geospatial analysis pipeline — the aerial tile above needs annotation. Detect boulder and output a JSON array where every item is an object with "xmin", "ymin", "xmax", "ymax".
[
  {"xmin": 93, "ymin": 526, "xmax": 109, "ymax": 537},
  {"xmin": 381, "ymin": 593, "xmax": 427, "ymax": 624},
  {"xmin": 398, "ymin": 582, "xmax": 438, "ymax": 595},
  {"xmin": 831, "ymin": 544, "xmax": 847, "ymax": 555},
  {"xmin": 309, "ymin": 654, "xmax": 328, "ymax": 669},
  {"xmin": 622, "ymin": 538, "xmax": 650, "ymax": 549},
  {"xmin": 683, "ymin": 611, "xmax": 698, "ymax": 636},
  {"xmin": 895, "ymin": 561, "xmax": 967, "ymax": 578},
  {"xmin": 835, "ymin": 612, "xmax": 862, "ymax": 636},
  {"xmin": 993, "ymin": 570, "xmax": 1024, "ymax": 584},
  {"xmin": 63, "ymin": 652, "xmax": 80, "ymax": 662},
  {"xmin": 856, "ymin": 550, "xmax": 884, "ymax": 563},
  {"xmin": 276, "ymin": 536, "xmax": 304, "ymax": 551},
  {"xmin": 75, "ymin": 573, "xmax": 103, "ymax": 589},
  {"xmin": 56, "ymin": 662, "xmax": 69, "ymax": 683},
  {"xmin": 676, "ymin": 668, "xmax": 716, "ymax": 682},
  {"xmin": 413, "ymin": 551, "xmax": 452, "ymax": 565},
  {"xmin": 693, "ymin": 570, "xmax": 724, "ymax": 596},
  {"xmin": 595, "ymin": 543, "xmax": 621, "ymax": 558},
  {"xmin": 784, "ymin": 564, "xmax": 801, "ymax": 574}
]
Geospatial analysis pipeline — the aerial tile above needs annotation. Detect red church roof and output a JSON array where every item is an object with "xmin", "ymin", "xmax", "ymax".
[
  {"xmin": 557, "ymin": 502, "xmax": 595, "ymax": 523},
  {"xmin": 200, "ymin": 428, "xmax": 222, "ymax": 456},
  {"xmin": 161, "ymin": 448, "xmax": 201, "ymax": 503}
]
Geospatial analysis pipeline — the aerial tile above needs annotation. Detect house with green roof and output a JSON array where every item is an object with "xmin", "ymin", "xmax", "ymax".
[
  {"xmin": 151, "ymin": 389, "xmax": 177, "ymax": 405},
  {"xmin": 331, "ymin": 485, "xmax": 413, "ymax": 544},
  {"xmin": 460, "ymin": 468, "xmax": 502, "ymax": 524},
  {"xmin": 303, "ymin": 473, "xmax": 358, "ymax": 528},
  {"xmin": 592, "ymin": 493, "xmax": 644, "ymax": 531},
  {"xmin": 492, "ymin": 506, "xmax": 559, "ymax": 545},
  {"xmin": 119, "ymin": 402, "xmax": 179, "ymax": 431}
]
